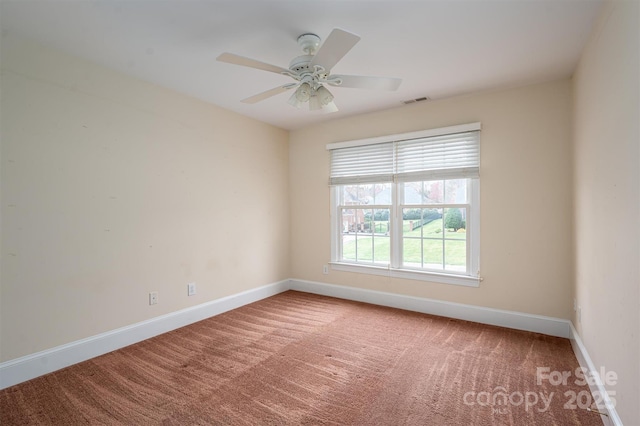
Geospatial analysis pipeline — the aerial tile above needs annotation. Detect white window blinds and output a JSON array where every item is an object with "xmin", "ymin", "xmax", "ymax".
[
  {"xmin": 328, "ymin": 123, "xmax": 480, "ymax": 185},
  {"xmin": 329, "ymin": 142, "xmax": 395, "ymax": 185}
]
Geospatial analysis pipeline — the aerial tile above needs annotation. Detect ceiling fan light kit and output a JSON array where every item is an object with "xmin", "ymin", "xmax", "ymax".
[
  {"xmin": 217, "ymin": 28, "xmax": 402, "ymax": 113},
  {"xmin": 315, "ymin": 85, "xmax": 334, "ymax": 105},
  {"xmin": 295, "ymin": 82, "xmax": 312, "ymax": 102}
]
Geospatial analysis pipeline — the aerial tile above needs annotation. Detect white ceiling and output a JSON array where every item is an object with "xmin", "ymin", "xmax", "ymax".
[{"xmin": 1, "ymin": 0, "xmax": 602, "ymax": 130}]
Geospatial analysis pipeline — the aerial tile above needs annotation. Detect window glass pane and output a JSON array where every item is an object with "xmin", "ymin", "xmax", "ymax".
[
  {"xmin": 403, "ymin": 208, "xmax": 426, "ymax": 236},
  {"xmin": 361, "ymin": 185, "xmax": 376, "ymax": 205},
  {"xmin": 356, "ymin": 235, "xmax": 373, "ymax": 262},
  {"xmin": 342, "ymin": 233, "xmax": 356, "ymax": 261},
  {"xmin": 403, "ymin": 180, "xmax": 472, "ymax": 205},
  {"xmin": 341, "ymin": 208, "xmax": 359, "ymax": 233},
  {"xmin": 342, "ymin": 183, "xmax": 391, "ymax": 206},
  {"xmin": 341, "ymin": 207, "xmax": 390, "ymax": 265},
  {"xmin": 368, "ymin": 208, "xmax": 390, "ymax": 264},
  {"xmin": 372, "ymin": 209, "xmax": 390, "ymax": 234},
  {"xmin": 403, "ymin": 207, "xmax": 446, "ymax": 270},
  {"xmin": 447, "ymin": 228, "xmax": 467, "ymax": 240},
  {"xmin": 342, "ymin": 186, "xmax": 356, "ymax": 204},
  {"xmin": 422, "ymin": 209, "xmax": 443, "ymax": 235},
  {"xmin": 443, "ymin": 207, "xmax": 465, "ymax": 233},
  {"xmin": 423, "ymin": 239, "xmax": 444, "ymax": 270},
  {"xmin": 373, "ymin": 183, "xmax": 392, "ymax": 205},
  {"xmin": 423, "ymin": 180, "xmax": 444, "ymax": 203},
  {"xmin": 342, "ymin": 185, "xmax": 370, "ymax": 205},
  {"xmin": 373, "ymin": 235, "xmax": 390, "ymax": 264},
  {"xmin": 403, "ymin": 238, "xmax": 422, "ymax": 267},
  {"xmin": 444, "ymin": 179, "xmax": 467, "ymax": 203},
  {"xmin": 404, "ymin": 180, "xmax": 449, "ymax": 204},
  {"xmin": 445, "ymin": 240, "xmax": 466, "ymax": 272},
  {"xmin": 403, "ymin": 182, "xmax": 423, "ymax": 205}
]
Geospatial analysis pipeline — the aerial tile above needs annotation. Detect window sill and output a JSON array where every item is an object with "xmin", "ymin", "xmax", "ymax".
[{"xmin": 329, "ymin": 262, "xmax": 481, "ymax": 287}]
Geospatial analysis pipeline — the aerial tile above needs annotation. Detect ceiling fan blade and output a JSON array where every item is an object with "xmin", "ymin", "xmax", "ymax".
[
  {"xmin": 330, "ymin": 75, "xmax": 402, "ymax": 91},
  {"xmin": 217, "ymin": 52, "xmax": 290, "ymax": 75},
  {"xmin": 310, "ymin": 29, "xmax": 361, "ymax": 72},
  {"xmin": 241, "ymin": 84, "xmax": 296, "ymax": 104}
]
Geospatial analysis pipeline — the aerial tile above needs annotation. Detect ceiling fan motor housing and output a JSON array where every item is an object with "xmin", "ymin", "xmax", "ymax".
[
  {"xmin": 289, "ymin": 33, "xmax": 324, "ymax": 77},
  {"xmin": 289, "ymin": 55, "xmax": 314, "ymax": 73}
]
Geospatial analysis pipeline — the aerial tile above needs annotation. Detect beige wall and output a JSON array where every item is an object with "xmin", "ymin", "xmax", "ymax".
[
  {"xmin": 572, "ymin": 0, "xmax": 639, "ymax": 423},
  {"xmin": 290, "ymin": 79, "xmax": 574, "ymax": 319},
  {"xmin": 0, "ymin": 37, "xmax": 290, "ymax": 362}
]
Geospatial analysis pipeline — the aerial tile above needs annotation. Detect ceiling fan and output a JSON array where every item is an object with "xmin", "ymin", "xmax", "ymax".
[{"xmin": 216, "ymin": 28, "xmax": 402, "ymax": 113}]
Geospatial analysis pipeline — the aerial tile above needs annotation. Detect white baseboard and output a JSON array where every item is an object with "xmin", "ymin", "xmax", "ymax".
[
  {"xmin": 289, "ymin": 279, "xmax": 572, "ymax": 338},
  {"xmin": 568, "ymin": 323, "xmax": 622, "ymax": 426},
  {"xmin": 2, "ymin": 276, "xmax": 607, "ymax": 410},
  {"xmin": 0, "ymin": 280, "xmax": 290, "ymax": 390}
]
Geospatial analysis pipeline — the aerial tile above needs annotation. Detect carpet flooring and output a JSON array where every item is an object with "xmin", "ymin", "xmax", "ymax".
[{"xmin": 0, "ymin": 290, "xmax": 603, "ymax": 425}]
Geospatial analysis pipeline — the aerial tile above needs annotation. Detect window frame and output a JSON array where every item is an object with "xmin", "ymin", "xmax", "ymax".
[{"xmin": 328, "ymin": 124, "xmax": 481, "ymax": 287}]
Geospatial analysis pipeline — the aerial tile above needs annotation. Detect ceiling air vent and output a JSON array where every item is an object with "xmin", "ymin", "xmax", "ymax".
[{"xmin": 403, "ymin": 96, "xmax": 430, "ymax": 105}]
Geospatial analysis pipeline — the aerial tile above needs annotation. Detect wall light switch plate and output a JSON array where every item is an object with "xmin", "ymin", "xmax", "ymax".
[
  {"xmin": 188, "ymin": 282, "xmax": 196, "ymax": 296},
  {"xmin": 149, "ymin": 291, "xmax": 158, "ymax": 305}
]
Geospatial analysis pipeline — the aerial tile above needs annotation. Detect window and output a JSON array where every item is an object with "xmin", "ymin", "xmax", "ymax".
[{"xmin": 328, "ymin": 123, "xmax": 480, "ymax": 286}]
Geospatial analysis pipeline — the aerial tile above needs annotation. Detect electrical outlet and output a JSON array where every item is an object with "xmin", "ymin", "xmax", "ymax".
[
  {"xmin": 188, "ymin": 282, "xmax": 196, "ymax": 296},
  {"xmin": 149, "ymin": 291, "xmax": 158, "ymax": 305},
  {"xmin": 577, "ymin": 306, "xmax": 581, "ymax": 323},
  {"xmin": 323, "ymin": 265, "xmax": 329, "ymax": 275},
  {"xmin": 573, "ymin": 298, "xmax": 577, "ymax": 311}
]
